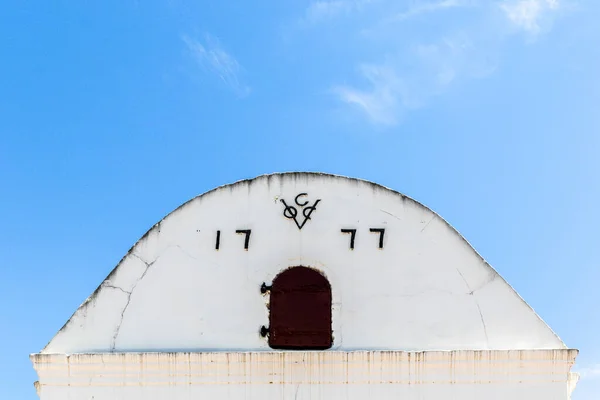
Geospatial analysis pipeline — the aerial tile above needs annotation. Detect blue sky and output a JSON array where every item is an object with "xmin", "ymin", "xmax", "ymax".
[{"xmin": 1, "ymin": 0, "xmax": 599, "ymax": 398}]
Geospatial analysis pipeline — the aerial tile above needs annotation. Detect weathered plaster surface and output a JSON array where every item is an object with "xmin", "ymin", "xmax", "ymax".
[
  {"xmin": 31, "ymin": 350, "xmax": 579, "ymax": 400},
  {"xmin": 41, "ymin": 173, "xmax": 566, "ymax": 353}
]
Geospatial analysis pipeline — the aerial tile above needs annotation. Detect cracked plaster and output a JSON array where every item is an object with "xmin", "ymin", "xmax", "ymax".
[{"xmin": 40, "ymin": 173, "xmax": 567, "ymax": 354}]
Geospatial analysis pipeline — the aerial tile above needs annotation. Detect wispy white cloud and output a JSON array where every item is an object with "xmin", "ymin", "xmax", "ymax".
[
  {"xmin": 388, "ymin": 0, "xmax": 470, "ymax": 22},
  {"xmin": 333, "ymin": 65, "xmax": 408, "ymax": 126},
  {"xmin": 305, "ymin": 1, "xmax": 352, "ymax": 22},
  {"xmin": 182, "ymin": 34, "xmax": 250, "ymax": 98},
  {"xmin": 333, "ymin": 33, "xmax": 495, "ymax": 125},
  {"xmin": 304, "ymin": 0, "xmax": 373, "ymax": 23},
  {"xmin": 574, "ymin": 364, "xmax": 600, "ymax": 380},
  {"xmin": 305, "ymin": 0, "xmax": 470, "ymax": 24},
  {"xmin": 500, "ymin": 0, "xmax": 560, "ymax": 34},
  {"xmin": 299, "ymin": 0, "xmax": 565, "ymax": 126}
]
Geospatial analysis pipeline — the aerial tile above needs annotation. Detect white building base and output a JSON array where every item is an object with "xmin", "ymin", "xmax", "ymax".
[{"xmin": 32, "ymin": 349, "xmax": 579, "ymax": 399}]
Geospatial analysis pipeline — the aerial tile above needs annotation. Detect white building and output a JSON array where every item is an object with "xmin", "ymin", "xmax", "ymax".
[{"xmin": 31, "ymin": 173, "xmax": 579, "ymax": 399}]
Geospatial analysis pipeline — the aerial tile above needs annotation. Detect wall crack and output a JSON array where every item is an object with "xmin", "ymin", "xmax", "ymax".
[
  {"xmin": 468, "ymin": 273, "xmax": 498, "ymax": 295},
  {"xmin": 420, "ymin": 216, "xmax": 436, "ymax": 233},
  {"xmin": 102, "ymin": 284, "xmax": 131, "ymax": 295},
  {"xmin": 455, "ymin": 267, "xmax": 490, "ymax": 348},
  {"xmin": 109, "ymin": 253, "xmax": 159, "ymax": 351},
  {"xmin": 106, "ymin": 245, "xmax": 200, "ymax": 351},
  {"xmin": 380, "ymin": 209, "xmax": 402, "ymax": 221},
  {"xmin": 474, "ymin": 301, "xmax": 490, "ymax": 347}
]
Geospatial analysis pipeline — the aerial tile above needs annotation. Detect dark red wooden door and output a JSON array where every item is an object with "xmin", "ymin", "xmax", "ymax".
[{"xmin": 268, "ymin": 266, "xmax": 332, "ymax": 350}]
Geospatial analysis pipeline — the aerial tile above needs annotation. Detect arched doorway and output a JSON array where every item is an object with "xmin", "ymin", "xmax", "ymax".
[{"xmin": 268, "ymin": 266, "xmax": 332, "ymax": 350}]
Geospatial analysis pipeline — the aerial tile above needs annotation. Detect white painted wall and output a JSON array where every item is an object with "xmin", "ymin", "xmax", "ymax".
[
  {"xmin": 32, "ymin": 350, "xmax": 579, "ymax": 400},
  {"xmin": 41, "ymin": 173, "xmax": 565, "ymax": 354}
]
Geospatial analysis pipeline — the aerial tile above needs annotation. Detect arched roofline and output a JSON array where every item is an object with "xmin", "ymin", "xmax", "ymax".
[{"xmin": 41, "ymin": 172, "xmax": 565, "ymax": 352}]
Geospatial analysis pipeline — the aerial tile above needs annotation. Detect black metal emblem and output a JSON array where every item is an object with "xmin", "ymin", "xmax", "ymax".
[{"xmin": 280, "ymin": 193, "xmax": 321, "ymax": 230}]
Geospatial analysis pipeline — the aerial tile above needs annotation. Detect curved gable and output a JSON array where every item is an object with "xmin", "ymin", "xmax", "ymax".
[{"xmin": 42, "ymin": 173, "xmax": 565, "ymax": 354}]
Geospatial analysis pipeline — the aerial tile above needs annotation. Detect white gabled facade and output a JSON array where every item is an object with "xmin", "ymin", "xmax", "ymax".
[{"xmin": 31, "ymin": 173, "xmax": 579, "ymax": 399}]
